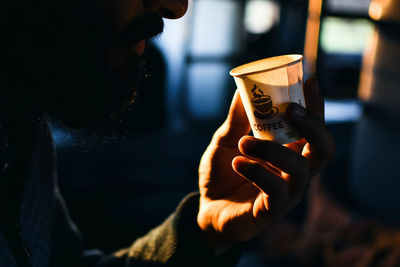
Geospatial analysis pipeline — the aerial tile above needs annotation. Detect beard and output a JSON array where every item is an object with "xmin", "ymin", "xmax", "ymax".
[
  {"xmin": 2, "ymin": 8, "xmax": 164, "ymax": 142},
  {"xmin": 44, "ymin": 53, "xmax": 144, "ymax": 143}
]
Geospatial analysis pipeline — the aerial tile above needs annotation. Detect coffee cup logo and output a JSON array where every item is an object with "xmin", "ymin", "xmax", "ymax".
[{"xmin": 251, "ymin": 85, "xmax": 278, "ymax": 119}]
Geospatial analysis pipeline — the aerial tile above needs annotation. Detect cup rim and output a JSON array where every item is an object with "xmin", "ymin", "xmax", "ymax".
[{"xmin": 230, "ymin": 54, "xmax": 303, "ymax": 77}]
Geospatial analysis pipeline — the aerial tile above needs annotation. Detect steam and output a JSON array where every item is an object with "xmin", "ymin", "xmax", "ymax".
[{"xmin": 251, "ymin": 84, "xmax": 264, "ymax": 99}]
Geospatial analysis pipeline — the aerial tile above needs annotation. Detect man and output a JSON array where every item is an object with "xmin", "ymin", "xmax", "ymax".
[{"xmin": 0, "ymin": 0, "xmax": 335, "ymax": 266}]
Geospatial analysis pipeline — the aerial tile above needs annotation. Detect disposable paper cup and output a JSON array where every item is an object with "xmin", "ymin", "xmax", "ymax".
[{"xmin": 230, "ymin": 54, "xmax": 306, "ymax": 144}]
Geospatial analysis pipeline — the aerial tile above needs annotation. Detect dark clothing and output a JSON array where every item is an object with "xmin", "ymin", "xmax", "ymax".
[{"xmin": 0, "ymin": 118, "xmax": 240, "ymax": 266}]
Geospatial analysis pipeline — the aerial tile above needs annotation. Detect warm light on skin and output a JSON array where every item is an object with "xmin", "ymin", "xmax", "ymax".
[
  {"xmin": 304, "ymin": 0, "xmax": 323, "ymax": 76},
  {"xmin": 283, "ymin": 139, "xmax": 307, "ymax": 181},
  {"xmin": 113, "ymin": 248, "xmax": 129, "ymax": 258},
  {"xmin": 358, "ymin": 29, "xmax": 378, "ymax": 101},
  {"xmin": 369, "ymin": 0, "xmax": 391, "ymax": 21},
  {"xmin": 369, "ymin": 1, "xmax": 384, "ymax": 20}
]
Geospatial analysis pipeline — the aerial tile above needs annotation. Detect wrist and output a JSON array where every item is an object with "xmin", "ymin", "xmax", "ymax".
[{"xmin": 197, "ymin": 213, "xmax": 233, "ymax": 255}]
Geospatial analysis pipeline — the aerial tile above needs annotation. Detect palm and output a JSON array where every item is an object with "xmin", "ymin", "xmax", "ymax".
[{"xmin": 200, "ymin": 144, "xmax": 253, "ymax": 200}]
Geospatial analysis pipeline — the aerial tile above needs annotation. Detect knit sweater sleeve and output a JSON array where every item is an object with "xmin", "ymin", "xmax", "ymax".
[
  {"xmin": 97, "ymin": 192, "xmax": 241, "ymax": 267},
  {"xmin": 50, "ymin": 190, "xmax": 241, "ymax": 267}
]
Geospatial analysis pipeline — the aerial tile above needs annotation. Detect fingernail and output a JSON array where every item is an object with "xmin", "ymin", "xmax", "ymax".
[{"xmin": 292, "ymin": 105, "xmax": 307, "ymax": 118}]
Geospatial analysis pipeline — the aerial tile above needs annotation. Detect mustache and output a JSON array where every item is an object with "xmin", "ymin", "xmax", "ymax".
[{"xmin": 118, "ymin": 12, "xmax": 164, "ymax": 45}]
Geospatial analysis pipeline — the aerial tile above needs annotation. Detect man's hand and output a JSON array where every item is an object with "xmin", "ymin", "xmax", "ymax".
[{"xmin": 197, "ymin": 78, "xmax": 335, "ymax": 253}]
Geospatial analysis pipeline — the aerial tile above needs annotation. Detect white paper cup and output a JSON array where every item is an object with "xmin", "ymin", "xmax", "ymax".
[{"xmin": 230, "ymin": 54, "xmax": 306, "ymax": 144}]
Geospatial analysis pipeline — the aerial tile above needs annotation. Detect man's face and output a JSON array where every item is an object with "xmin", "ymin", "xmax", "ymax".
[{"xmin": 8, "ymin": 0, "xmax": 187, "ymax": 132}]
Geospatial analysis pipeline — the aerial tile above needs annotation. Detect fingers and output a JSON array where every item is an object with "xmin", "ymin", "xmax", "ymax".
[
  {"xmin": 286, "ymin": 77, "xmax": 335, "ymax": 175},
  {"xmin": 239, "ymin": 136, "xmax": 309, "ymax": 180},
  {"xmin": 284, "ymin": 138, "xmax": 307, "ymax": 154},
  {"xmin": 239, "ymin": 136, "xmax": 310, "ymax": 199},
  {"xmin": 304, "ymin": 77, "xmax": 324, "ymax": 121},
  {"xmin": 232, "ymin": 156, "xmax": 289, "ymax": 203},
  {"xmin": 213, "ymin": 90, "xmax": 251, "ymax": 147},
  {"xmin": 286, "ymin": 103, "xmax": 336, "ymax": 175}
]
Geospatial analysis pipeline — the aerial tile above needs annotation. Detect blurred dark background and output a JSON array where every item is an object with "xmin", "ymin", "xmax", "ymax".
[{"xmin": 53, "ymin": 0, "xmax": 400, "ymax": 265}]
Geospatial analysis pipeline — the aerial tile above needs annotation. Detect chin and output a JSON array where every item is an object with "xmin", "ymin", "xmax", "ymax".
[{"xmin": 47, "ymin": 90, "xmax": 137, "ymax": 144}]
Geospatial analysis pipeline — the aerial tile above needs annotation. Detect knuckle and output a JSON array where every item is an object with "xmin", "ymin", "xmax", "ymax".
[
  {"xmin": 295, "ymin": 155, "xmax": 310, "ymax": 178},
  {"xmin": 272, "ymin": 178, "xmax": 289, "ymax": 199}
]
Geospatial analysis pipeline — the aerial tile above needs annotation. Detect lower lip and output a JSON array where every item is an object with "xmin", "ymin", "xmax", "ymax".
[{"xmin": 134, "ymin": 40, "xmax": 146, "ymax": 55}]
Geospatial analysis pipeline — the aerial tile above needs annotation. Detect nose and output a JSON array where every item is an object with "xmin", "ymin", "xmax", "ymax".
[{"xmin": 144, "ymin": 0, "xmax": 188, "ymax": 19}]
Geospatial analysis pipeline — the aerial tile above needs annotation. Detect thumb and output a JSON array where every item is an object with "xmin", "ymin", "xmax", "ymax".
[{"xmin": 213, "ymin": 90, "xmax": 251, "ymax": 146}]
